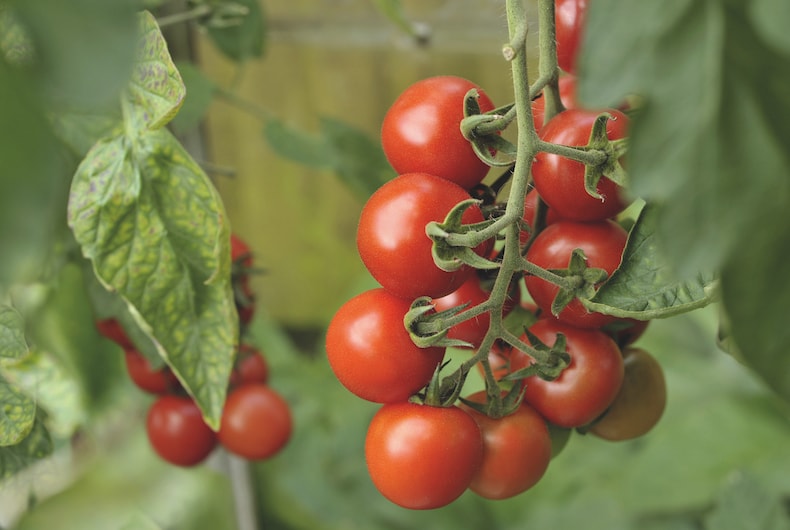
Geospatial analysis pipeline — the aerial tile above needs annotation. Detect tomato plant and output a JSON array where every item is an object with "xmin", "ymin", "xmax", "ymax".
[
  {"xmin": 381, "ymin": 76, "xmax": 495, "ymax": 190},
  {"xmin": 146, "ymin": 395, "xmax": 218, "ymax": 467},
  {"xmin": 364, "ymin": 402, "xmax": 483, "ymax": 510},
  {"xmin": 461, "ymin": 391, "xmax": 552, "ymax": 500},
  {"xmin": 357, "ymin": 172, "xmax": 491, "ymax": 300},
  {"xmin": 519, "ymin": 318, "xmax": 624, "ymax": 428},
  {"xmin": 555, "ymin": 0, "xmax": 587, "ymax": 74},
  {"xmin": 218, "ymin": 383, "xmax": 292, "ymax": 461},
  {"xmin": 589, "ymin": 347, "xmax": 667, "ymax": 441},
  {"xmin": 524, "ymin": 219, "xmax": 628, "ymax": 328},
  {"xmin": 532, "ymin": 108, "xmax": 630, "ymax": 221}
]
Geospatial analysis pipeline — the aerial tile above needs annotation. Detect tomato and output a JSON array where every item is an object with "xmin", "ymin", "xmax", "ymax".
[
  {"xmin": 605, "ymin": 318, "xmax": 650, "ymax": 348},
  {"xmin": 230, "ymin": 343, "xmax": 269, "ymax": 387},
  {"xmin": 357, "ymin": 172, "xmax": 492, "ymax": 300},
  {"xmin": 218, "ymin": 384, "xmax": 292, "ymax": 460},
  {"xmin": 146, "ymin": 395, "xmax": 217, "ymax": 467},
  {"xmin": 519, "ymin": 317, "xmax": 624, "ymax": 428},
  {"xmin": 230, "ymin": 234, "xmax": 256, "ymax": 326},
  {"xmin": 555, "ymin": 0, "xmax": 587, "ymax": 74},
  {"xmin": 460, "ymin": 391, "xmax": 552, "ymax": 500},
  {"xmin": 531, "ymin": 75, "xmax": 578, "ymax": 131},
  {"xmin": 524, "ymin": 219, "xmax": 627, "ymax": 329},
  {"xmin": 520, "ymin": 188, "xmax": 561, "ymax": 246},
  {"xmin": 431, "ymin": 274, "xmax": 515, "ymax": 349},
  {"xmin": 124, "ymin": 349, "xmax": 180, "ymax": 395},
  {"xmin": 95, "ymin": 317, "xmax": 134, "ymax": 351},
  {"xmin": 381, "ymin": 76, "xmax": 495, "ymax": 190},
  {"xmin": 532, "ymin": 108, "xmax": 629, "ymax": 221},
  {"xmin": 364, "ymin": 402, "xmax": 483, "ymax": 509},
  {"xmin": 230, "ymin": 233, "xmax": 253, "ymax": 268},
  {"xmin": 589, "ymin": 347, "xmax": 667, "ymax": 441},
  {"xmin": 326, "ymin": 288, "xmax": 445, "ymax": 403}
]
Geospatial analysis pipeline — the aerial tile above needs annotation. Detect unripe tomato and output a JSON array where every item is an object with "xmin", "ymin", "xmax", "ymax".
[{"xmin": 381, "ymin": 76, "xmax": 495, "ymax": 190}]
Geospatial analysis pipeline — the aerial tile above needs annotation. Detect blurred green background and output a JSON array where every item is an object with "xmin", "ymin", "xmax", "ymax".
[{"xmin": 3, "ymin": 1, "xmax": 790, "ymax": 529}]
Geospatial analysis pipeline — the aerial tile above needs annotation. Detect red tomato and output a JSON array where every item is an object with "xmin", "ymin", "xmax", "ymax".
[
  {"xmin": 589, "ymin": 347, "xmax": 666, "ymax": 441},
  {"xmin": 146, "ymin": 395, "xmax": 217, "ymax": 467},
  {"xmin": 326, "ymin": 289, "xmax": 445, "ymax": 403},
  {"xmin": 219, "ymin": 384, "xmax": 292, "ymax": 460},
  {"xmin": 531, "ymin": 75, "xmax": 578, "ymax": 131},
  {"xmin": 230, "ymin": 234, "xmax": 256, "ymax": 326},
  {"xmin": 431, "ymin": 275, "xmax": 515, "ymax": 349},
  {"xmin": 230, "ymin": 233, "xmax": 253, "ymax": 268},
  {"xmin": 124, "ymin": 349, "xmax": 180, "ymax": 395},
  {"xmin": 524, "ymin": 219, "xmax": 627, "ymax": 329},
  {"xmin": 518, "ymin": 317, "xmax": 624, "ymax": 428},
  {"xmin": 381, "ymin": 76, "xmax": 495, "ymax": 190},
  {"xmin": 357, "ymin": 172, "xmax": 492, "ymax": 300},
  {"xmin": 532, "ymin": 108, "xmax": 629, "ymax": 221},
  {"xmin": 365, "ymin": 402, "xmax": 483, "ymax": 510},
  {"xmin": 520, "ymin": 188, "xmax": 562, "ymax": 246},
  {"xmin": 230, "ymin": 343, "xmax": 269, "ymax": 387},
  {"xmin": 95, "ymin": 317, "xmax": 134, "ymax": 351},
  {"xmin": 555, "ymin": 0, "xmax": 587, "ymax": 74},
  {"xmin": 461, "ymin": 391, "xmax": 552, "ymax": 500},
  {"xmin": 605, "ymin": 318, "xmax": 650, "ymax": 348}
]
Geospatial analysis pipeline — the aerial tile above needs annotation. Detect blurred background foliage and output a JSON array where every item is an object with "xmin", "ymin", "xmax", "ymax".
[{"xmin": 1, "ymin": 0, "xmax": 790, "ymax": 528}]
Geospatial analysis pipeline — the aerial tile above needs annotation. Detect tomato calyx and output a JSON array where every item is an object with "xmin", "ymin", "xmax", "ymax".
[
  {"xmin": 416, "ymin": 359, "xmax": 472, "ymax": 408},
  {"xmin": 544, "ymin": 248, "xmax": 609, "ymax": 317},
  {"xmin": 426, "ymin": 198, "xmax": 499, "ymax": 272},
  {"xmin": 583, "ymin": 113, "xmax": 629, "ymax": 198},
  {"xmin": 404, "ymin": 297, "xmax": 474, "ymax": 349},
  {"xmin": 460, "ymin": 90, "xmax": 516, "ymax": 167},
  {"xmin": 502, "ymin": 330, "xmax": 571, "ymax": 383},
  {"xmin": 459, "ymin": 382, "xmax": 524, "ymax": 420}
]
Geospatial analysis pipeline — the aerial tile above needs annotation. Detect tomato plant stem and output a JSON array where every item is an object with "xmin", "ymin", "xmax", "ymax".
[{"xmin": 227, "ymin": 451, "xmax": 260, "ymax": 530}]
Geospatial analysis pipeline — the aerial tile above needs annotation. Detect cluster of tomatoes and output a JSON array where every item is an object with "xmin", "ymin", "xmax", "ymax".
[
  {"xmin": 96, "ymin": 234, "xmax": 291, "ymax": 467},
  {"xmin": 325, "ymin": 0, "xmax": 667, "ymax": 510}
]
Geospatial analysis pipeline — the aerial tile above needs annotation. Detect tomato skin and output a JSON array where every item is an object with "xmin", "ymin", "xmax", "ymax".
[
  {"xmin": 525, "ymin": 219, "xmax": 627, "ymax": 329},
  {"xmin": 519, "ymin": 317, "xmax": 624, "ymax": 428},
  {"xmin": 124, "ymin": 349, "xmax": 180, "ymax": 395},
  {"xmin": 96, "ymin": 318, "xmax": 134, "ymax": 351},
  {"xmin": 531, "ymin": 75, "xmax": 578, "ymax": 131},
  {"xmin": 365, "ymin": 402, "xmax": 483, "ymax": 510},
  {"xmin": 230, "ymin": 344, "xmax": 269, "ymax": 387},
  {"xmin": 555, "ymin": 0, "xmax": 587, "ymax": 74},
  {"xmin": 589, "ymin": 347, "xmax": 667, "ymax": 441},
  {"xmin": 146, "ymin": 395, "xmax": 217, "ymax": 467},
  {"xmin": 532, "ymin": 108, "xmax": 629, "ymax": 221},
  {"xmin": 520, "ymin": 188, "xmax": 562, "ymax": 246},
  {"xmin": 326, "ymin": 289, "xmax": 445, "ymax": 403},
  {"xmin": 357, "ymin": 172, "xmax": 491, "ymax": 300},
  {"xmin": 461, "ymin": 391, "xmax": 552, "ymax": 500},
  {"xmin": 381, "ymin": 76, "xmax": 495, "ymax": 190},
  {"xmin": 219, "ymin": 384, "xmax": 292, "ymax": 460}
]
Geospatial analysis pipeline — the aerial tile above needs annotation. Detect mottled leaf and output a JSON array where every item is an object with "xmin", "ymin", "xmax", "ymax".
[
  {"xmin": 0, "ymin": 377, "xmax": 35, "ymax": 446},
  {"xmin": 67, "ymin": 128, "xmax": 235, "ymax": 429},
  {"xmin": 0, "ymin": 305, "xmax": 28, "ymax": 361},
  {"xmin": 204, "ymin": 0, "xmax": 266, "ymax": 61},
  {"xmin": 0, "ymin": 413, "xmax": 52, "ymax": 479}
]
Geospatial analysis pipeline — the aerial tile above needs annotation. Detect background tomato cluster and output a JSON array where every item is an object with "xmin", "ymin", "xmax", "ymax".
[{"xmin": 3, "ymin": 0, "xmax": 790, "ymax": 529}]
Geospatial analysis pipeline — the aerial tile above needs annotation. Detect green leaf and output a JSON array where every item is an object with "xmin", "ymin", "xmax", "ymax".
[
  {"xmin": 703, "ymin": 472, "xmax": 790, "ymax": 530},
  {"xmin": 170, "ymin": 61, "xmax": 217, "ymax": 135},
  {"xmin": 9, "ymin": 0, "xmax": 138, "ymax": 108},
  {"xmin": 1, "ymin": 349, "xmax": 87, "ymax": 438},
  {"xmin": 0, "ymin": 305, "xmax": 28, "ymax": 361},
  {"xmin": 0, "ymin": 377, "xmax": 35, "ymax": 446},
  {"xmin": 720, "ymin": 219, "xmax": 790, "ymax": 403},
  {"xmin": 578, "ymin": 0, "xmax": 790, "ymax": 279},
  {"xmin": 204, "ymin": 0, "xmax": 266, "ymax": 61},
  {"xmin": 749, "ymin": 0, "xmax": 790, "ymax": 55},
  {"xmin": 67, "ymin": 128, "xmax": 236, "ymax": 429},
  {"xmin": 49, "ymin": 106, "xmax": 122, "ymax": 158},
  {"xmin": 582, "ymin": 204, "xmax": 718, "ymax": 319},
  {"xmin": 123, "ymin": 11, "xmax": 185, "ymax": 132},
  {"xmin": 263, "ymin": 117, "xmax": 395, "ymax": 199},
  {"xmin": 0, "ymin": 413, "xmax": 52, "ymax": 479}
]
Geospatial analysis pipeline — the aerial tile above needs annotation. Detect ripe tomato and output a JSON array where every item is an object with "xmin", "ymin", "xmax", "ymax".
[
  {"xmin": 461, "ymin": 391, "xmax": 552, "ymax": 500},
  {"xmin": 357, "ymin": 172, "xmax": 491, "ymax": 300},
  {"xmin": 230, "ymin": 343, "xmax": 269, "ymax": 387},
  {"xmin": 146, "ymin": 395, "xmax": 217, "ymax": 467},
  {"xmin": 326, "ymin": 288, "xmax": 445, "ymax": 403},
  {"xmin": 381, "ymin": 76, "xmax": 495, "ymax": 190},
  {"xmin": 124, "ymin": 349, "xmax": 180, "ymax": 395},
  {"xmin": 524, "ymin": 219, "xmax": 627, "ymax": 329},
  {"xmin": 219, "ymin": 384, "xmax": 292, "ymax": 460},
  {"xmin": 519, "ymin": 317, "xmax": 624, "ymax": 428},
  {"xmin": 555, "ymin": 0, "xmax": 587, "ymax": 74},
  {"xmin": 230, "ymin": 234, "xmax": 256, "ymax": 326},
  {"xmin": 532, "ymin": 108, "xmax": 629, "ymax": 221},
  {"xmin": 230, "ymin": 233, "xmax": 253, "ymax": 268},
  {"xmin": 365, "ymin": 402, "xmax": 483, "ymax": 510},
  {"xmin": 95, "ymin": 317, "xmax": 134, "ymax": 351},
  {"xmin": 520, "ymin": 188, "xmax": 561, "ymax": 246},
  {"xmin": 531, "ymin": 75, "xmax": 578, "ymax": 131},
  {"xmin": 589, "ymin": 347, "xmax": 667, "ymax": 441},
  {"xmin": 605, "ymin": 318, "xmax": 650, "ymax": 348}
]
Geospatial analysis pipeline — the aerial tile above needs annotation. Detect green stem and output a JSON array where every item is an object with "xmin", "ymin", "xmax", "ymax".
[
  {"xmin": 536, "ymin": 139, "xmax": 608, "ymax": 165},
  {"xmin": 156, "ymin": 4, "xmax": 212, "ymax": 28},
  {"xmin": 536, "ymin": 0, "xmax": 563, "ymax": 125}
]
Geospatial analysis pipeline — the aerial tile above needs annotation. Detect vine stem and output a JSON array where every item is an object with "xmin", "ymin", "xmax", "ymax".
[
  {"xmin": 226, "ymin": 451, "xmax": 260, "ymax": 530},
  {"xmin": 156, "ymin": 4, "xmax": 212, "ymax": 28}
]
